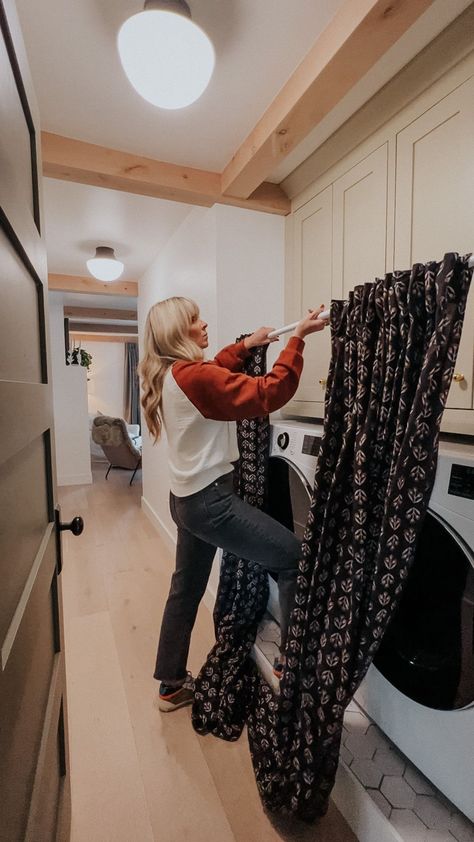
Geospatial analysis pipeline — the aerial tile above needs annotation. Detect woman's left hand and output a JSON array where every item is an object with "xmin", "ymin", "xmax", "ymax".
[{"xmin": 244, "ymin": 327, "xmax": 279, "ymax": 349}]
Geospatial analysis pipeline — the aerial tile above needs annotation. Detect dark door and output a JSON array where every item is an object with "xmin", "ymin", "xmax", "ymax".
[{"xmin": 0, "ymin": 3, "xmax": 72, "ymax": 839}]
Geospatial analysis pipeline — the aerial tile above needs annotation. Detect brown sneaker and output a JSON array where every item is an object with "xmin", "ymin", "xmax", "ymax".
[{"xmin": 156, "ymin": 673, "xmax": 194, "ymax": 712}]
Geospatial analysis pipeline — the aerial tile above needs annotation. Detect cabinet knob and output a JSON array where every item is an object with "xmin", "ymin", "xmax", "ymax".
[
  {"xmin": 319, "ymin": 378, "xmax": 327, "ymax": 388},
  {"xmin": 453, "ymin": 372, "xmax": 465, "ymax": 383}
]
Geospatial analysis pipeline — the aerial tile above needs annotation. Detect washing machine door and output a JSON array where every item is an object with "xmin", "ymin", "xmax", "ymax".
[
  {"xmin": 264, "ymin": 455, "xmax": 314, "ymax": 622},
  {"xmin": 374, "ymin": 509, "xmax": 474, "ymax": 711},
  {"xmin": 267, "ymin": 455, "xmax": 313, "ymax": 541}
]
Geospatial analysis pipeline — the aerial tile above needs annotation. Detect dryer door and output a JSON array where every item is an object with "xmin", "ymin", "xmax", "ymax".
[
  {"xmin": 374, "ymin": 510, "xmax": 474, "ymax": 711},
  {"xmin": 265, "ymin": 456, "xmax": 313, "ymax": 621}
]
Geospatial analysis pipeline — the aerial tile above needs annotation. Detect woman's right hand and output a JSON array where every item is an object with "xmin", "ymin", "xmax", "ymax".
[{"xmin": 293, "ymin": 306, "xmax": 329, "ymax": 339}]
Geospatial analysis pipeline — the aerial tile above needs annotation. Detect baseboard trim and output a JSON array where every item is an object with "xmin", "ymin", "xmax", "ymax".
[
  {"xmin": 141, "ymin": 495, "xmax": 218, "ymax": 610},
  {"xmin": 57, "ymin": 472, "xmax": 92, "ymax": 486},
  {"xmin": 141, "ymin": 496, "xmax": 176, "ymax": 556}
]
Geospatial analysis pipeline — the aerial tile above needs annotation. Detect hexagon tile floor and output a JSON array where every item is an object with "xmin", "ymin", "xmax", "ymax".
[{"xmin": 255, "ymin": 613, "xmax": 474, "ymax": 842}]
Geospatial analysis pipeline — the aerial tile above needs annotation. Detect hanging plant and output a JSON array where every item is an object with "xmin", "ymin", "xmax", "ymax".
[{"xmin": 68, "ymin": 347, "xmax": 93, "ymax": 370}]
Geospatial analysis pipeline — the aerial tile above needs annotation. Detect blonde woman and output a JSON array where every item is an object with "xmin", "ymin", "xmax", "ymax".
[{"xmin": 140, "ymin": 297, "xmax": 328, "ymax": 711}]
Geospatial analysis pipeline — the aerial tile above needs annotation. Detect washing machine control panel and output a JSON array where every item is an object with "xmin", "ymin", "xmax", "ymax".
[
  {"xmin": 448, "ymin": 464, "xmax": 474, "ymax": 500},
  {"xmin": 302, "ymin": 434, "xmax": 321, "ymax": 457},
  {"xmin": 270, "ymin": 421, "xmax": 324, "ymax": 486}
]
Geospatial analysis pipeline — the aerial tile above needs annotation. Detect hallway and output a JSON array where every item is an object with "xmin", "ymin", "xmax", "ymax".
[{"xmin": 59, "ymin": 468, "xmax": 356, "ymax": 842}]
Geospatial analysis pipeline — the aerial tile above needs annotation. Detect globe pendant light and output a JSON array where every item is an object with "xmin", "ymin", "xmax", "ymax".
[
  {"xmin": 87, "ymin": 247, "xmax": 124, "ymax": 282},
  {"xmin": 118, "ymin": 0, "xmax": 215, "ymax": 110}
]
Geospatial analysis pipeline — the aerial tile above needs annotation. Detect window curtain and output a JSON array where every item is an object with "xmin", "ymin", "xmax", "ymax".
[
  {"xmin": 192, "ymin": 253, "xmax": 472, "ymax": 821},
  {"xmin": 124, "ymin": 342, "xmax": 140, "ymax": 427}
]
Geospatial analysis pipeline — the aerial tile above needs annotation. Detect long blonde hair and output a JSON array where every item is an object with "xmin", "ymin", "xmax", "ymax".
[{"xmin": 139, "ymin": 296, "xmax": 203, "ymax": 441}]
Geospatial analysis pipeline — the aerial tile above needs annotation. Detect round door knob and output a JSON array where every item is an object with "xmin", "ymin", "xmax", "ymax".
[
  {"xmin": 277, "ymin": 432, "xmax": 290, "ymax": 450},
  {"xmin": 59, "ymin": 516, "xmax": 84, "ymax": 536},
  {"xmin": 319, "ymin": 378, "xmax": 327, "ymax": 388},
  {"xmin": 453, "ymin": 372, "xmax": 465, "ymax": 383}
]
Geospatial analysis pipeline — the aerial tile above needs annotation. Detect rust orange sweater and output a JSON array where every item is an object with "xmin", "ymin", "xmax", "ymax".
[{"xmin": 161, "ymin": 336, "xmax": 305, "ymax": 495}]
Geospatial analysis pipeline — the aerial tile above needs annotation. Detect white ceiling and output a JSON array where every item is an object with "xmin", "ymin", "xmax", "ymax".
[
  {"xmin": 18, "ymin": 0, "xmax": 348, "ymax": 293},
  {"xmin": 43, "ymin": 177, "xmax": 191, "ymax": 279},
  {"xmin": 51, "ymin": 291, "xmax": 138, "ymax": 330},
  {"xmin": 53, "ymin": 292, "xmax": 136, "ymax": 309},
  {"xmin": 16, "ymin": 0, "xmax": 473, "ymax": 296},
  {"xmin": 16, "ymin": 0, "xmax": 346, "ymax": 172}
]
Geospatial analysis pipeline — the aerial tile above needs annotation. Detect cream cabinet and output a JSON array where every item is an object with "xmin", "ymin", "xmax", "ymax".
[
  {"xmin": 332, "ymin": 143, "xmax": 388, "ymax": 299},
  {"xmin": 285, "ymin": 145, "xmax": 389, "ymax": 418},
  {"xmin": 394, "ymin": 76, "xmax": 474, "ymax": 414},
  {"xmin": 284, "ymin": 60, "xmax": 474, "ymax": 434},
  {"xmin": 290, "ymin": 186, "xmax": 332, "ymax": 412}
]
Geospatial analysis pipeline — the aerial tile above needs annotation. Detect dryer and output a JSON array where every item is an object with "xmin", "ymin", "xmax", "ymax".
[
  {"xmin": 265, "ymin": 423, "xmax": 474, "ymax": 821},
  {"xmin": 356, "ymin": 440, "xmax": 474, "ymax": 821}
]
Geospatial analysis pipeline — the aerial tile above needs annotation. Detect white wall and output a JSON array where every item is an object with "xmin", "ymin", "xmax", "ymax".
[
  {"xmin": 49, "ymin": 293, "xmax": 92, "ymax": 486},
  {"xmin": 216, "ymin": 205, "xmax": 285, "ymax": 369},
  {"xmin": 86, "ymin": 340, "xmax": 125, "ymax": 418},
  {"xmin": 138, "ymin": 206, "xmax": 218, "ymax": 543},
  {"xmin": 138, "ymin": 205, "xmax": 285, "ymax": 600}
]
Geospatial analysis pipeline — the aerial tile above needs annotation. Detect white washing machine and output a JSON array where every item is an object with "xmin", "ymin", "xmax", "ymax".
[
  {"xmin": 268, "ymin": 422, "xmax": 474, "ymax": 821},
  {"xmin": 356, "ymin": 440, "xmax": 474, "ymax": 821},
  {"xmin": 266, "ymin": 419, "xmax": 323, "ymax": 621}
]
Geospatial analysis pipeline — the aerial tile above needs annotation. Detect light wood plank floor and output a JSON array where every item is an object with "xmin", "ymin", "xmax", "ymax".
[{"xmin": 59, "ymin": 467, "xmax": 357, "ymax": 842}]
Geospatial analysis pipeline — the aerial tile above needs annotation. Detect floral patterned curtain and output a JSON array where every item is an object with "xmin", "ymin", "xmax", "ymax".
[
  {"xmin": 192, "ymin": 339, "xmax": 271, "ymax": 738},
  {"xmin": 193, "ymin": 253, "xmax": 472, "ymax": 820}
]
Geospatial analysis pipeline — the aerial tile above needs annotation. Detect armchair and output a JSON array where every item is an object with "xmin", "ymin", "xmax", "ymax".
[{"xmin": 91, "ymin": 416, "xmax": 142, "ymax": 485}]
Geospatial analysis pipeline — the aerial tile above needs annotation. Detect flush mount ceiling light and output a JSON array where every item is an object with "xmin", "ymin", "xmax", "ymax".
[
  {"xmin": 86, "ymin": 247, "xmax": 124, "ymax": 282},
  {"xmin": 118, "ymin": 0, "xmax": 215, "ymax": 110}
]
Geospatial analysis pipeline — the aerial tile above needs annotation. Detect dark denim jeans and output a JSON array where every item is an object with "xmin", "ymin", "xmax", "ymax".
[{"xmin": 154, "ymin": 471, "xmax": 302, "ymax": 683}]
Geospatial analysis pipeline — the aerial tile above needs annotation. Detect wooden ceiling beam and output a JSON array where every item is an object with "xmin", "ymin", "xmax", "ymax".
[
  {"xmin": 64, "ymin": 306, "xmax": 137, "ymax": 320},
  {"xmin": 221, "ymin": 0, "xmax": 436, "ymax": 199},
  {"xmin": 49, "ymin": 273, "xmax": 138, "ymax": 296},
  {"xmin": 69, "ymin": 333, "xmax": 138, "ymax": 344},
  {"xmin": 69, "ymin": 322, "xmax": 137, "ymax": 334},
  {"xmin": 41, "ymin": 132, "xmax": 290, "ymax": 216}
]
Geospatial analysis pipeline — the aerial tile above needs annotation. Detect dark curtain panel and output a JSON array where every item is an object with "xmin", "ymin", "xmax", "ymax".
[
  {"xmin": 192, "ymin": 339, "xmax": 271, "ymax": 738},
  {"xmin": 193, "ymin": 254, "xmax": 472, "ymax": 821},
  {"xmin": 124, "ymin": 342, "xmax": 140, "ymax": 427}
]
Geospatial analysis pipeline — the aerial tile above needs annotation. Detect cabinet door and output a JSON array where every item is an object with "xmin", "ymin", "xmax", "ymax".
[
  {"xmin": 333, "ymin": 143, "xmax": 388, "ymax": 298},
  {"xmin": 394, "ymin": 78, "xmax": 474, "ymax": 410},
  {"xmin": 291, "ymin": 185, "xmax": 332, "ymax": 406}
]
